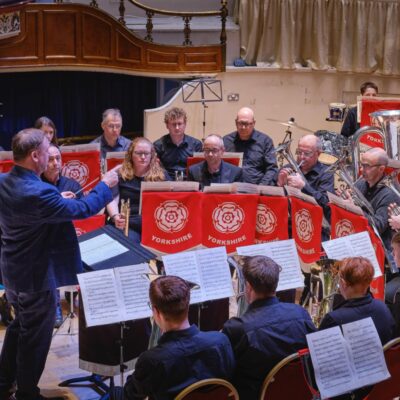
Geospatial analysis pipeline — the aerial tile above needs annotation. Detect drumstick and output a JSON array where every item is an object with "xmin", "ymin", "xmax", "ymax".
[{"xmin": 74, "ymin": 177, "xmax": 100, "ymax": 196}]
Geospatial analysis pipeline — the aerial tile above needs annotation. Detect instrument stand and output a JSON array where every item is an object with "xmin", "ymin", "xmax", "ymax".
[{"xmin": 53, "ymin": 288, "xmax": 78, "ymax": 337}]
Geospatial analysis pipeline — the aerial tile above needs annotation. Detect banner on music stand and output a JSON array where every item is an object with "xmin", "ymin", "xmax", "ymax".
[
  {"xmin": 330, "ymin": 203, "xmax": 385, "ymax": 300},
  {"xmin": 105, "ymin": 151, "xmax": 125, "ymax": 172},
  {"xmin": 202, "ymin": 194, "xmax": 258, "ymax": 254},
  {"xmin": 141, "ymin": 192, "xmax": 202, "ymax": 255},
  {"xmin": 290, "ymin": 196, "xmax": 323, "ymax": 263},
  {"xmin": 0, "ymin": 160, "xmax": 13, "ymax": 173},
  {"xmin": 61, "ymin": 150, "xmax": 101, "ymax": 195},
  {"xmin": 255, "ymin": 195, "xmax": 289, "ymax": 243},
  {"xmin": 73, "ymin": 215, "xmax": 106, "ymax": 237},
  {"xmin": 360, "ymin": 97, "xmax": 400, "ymax": 127}
]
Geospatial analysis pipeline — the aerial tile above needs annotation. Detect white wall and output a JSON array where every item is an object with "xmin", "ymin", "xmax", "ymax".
[{"xmin": 144, "ymin": 68, "xmax": 400, "ymax": 147}]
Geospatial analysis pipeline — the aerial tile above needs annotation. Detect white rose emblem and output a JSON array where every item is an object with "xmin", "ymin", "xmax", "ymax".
[
  {"xmin": 335, "ymin": 219, "xmax": 355, "ymax": 237},
  {"xmin": 74, "ymin": 228, "xmax": 85, "ymax": 237},
  {"xmin": 154, "ymin": 200, "xmax": 188, "ymax": 233},
  {"xmin": 212, "ymin": 202, "xmax": 245, "ymax": 233},
  {"xmin": 62, "ymin": 160, "xmax": 89, "ymax": 186},
  {"xmin": 256, "ymin": 204, "xmax": 277, "ymax": 235},
  {"xmin": 294, "ymin": 208, "xmax": 314, "ymax": 243}
]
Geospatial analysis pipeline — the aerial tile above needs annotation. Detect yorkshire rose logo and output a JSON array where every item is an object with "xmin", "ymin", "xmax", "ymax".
[
  {"xmin": 212, "ymin": 202, "xmax": 245, "ymax": 233},
  {"xmin": 74, "ymin": 228, "xmax": 85, "ymax": 237},
  {"xmin": 154, "ymin": 200, "xmax": 189, "ymax": 233},
  {"xmin": 62, "ymin": 160, "xmax": 89, "ymax": 186},
  {"xmin": 256, "ymin": 204, "xmax": 277, "ymax": 235},
  {"xmin": 294, "ymin": 208, "xmax": 314, "ymax": 243},
  {"xmin": 335, "ymin": 219, "xmax": 355, "ymax": 237}
]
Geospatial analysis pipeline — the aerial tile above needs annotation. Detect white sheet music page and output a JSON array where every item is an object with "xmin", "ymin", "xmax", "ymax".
[
  {"xmin": 236, "ymin": 239, "xmax": 304, "ymax": 291},
  {"xmin": 162, "ymin": 251, "xmax": 203, "ymax": 304},
  {"xmin": 114, "ymin": 264, "xmax": 152, "ymax": 321},
  {"xmin": 322, "ymin": 231, "xmax": 382, "ymax": 277},
  {"xmin": 195, "ymin": 247, "xmax": 234, "ymax": 301},
  {"xmin": 77, "ymin": 269, "xmax": 123, "ymax": 327},
  {"xmin": 79, "ymin": 233, "xmax": 129, "ymax": 266},
  {"xmin": 307, "ymin": 327, "xmax": 355, "ymax": 399},
  {"xmin": 342, "ymin": 317, "xmax": 390, "ymax": 387}
]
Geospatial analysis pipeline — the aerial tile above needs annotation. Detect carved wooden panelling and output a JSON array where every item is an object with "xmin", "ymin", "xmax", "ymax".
[{"xmin": 0, "ymin": 3, "xmax": 225, "ymax": 75}]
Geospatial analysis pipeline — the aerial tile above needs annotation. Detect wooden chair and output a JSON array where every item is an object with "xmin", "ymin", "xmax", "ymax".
[
  {"xmin": 259, "ymin": 352, "xmax": 315, "ymax": 400},
  {"xmin": 362, "ymin": 337, "xmax": 400, "ymax": 400},
  {"xmin": 174, "ymin": 378, "xmax": 239, "ymax": 400}
]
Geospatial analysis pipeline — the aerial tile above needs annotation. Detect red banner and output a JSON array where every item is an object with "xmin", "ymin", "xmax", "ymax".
[
  {"xmin": 202, "ymin": 194, "xmax": 258, "ymax": 253},
  {"xmin": 290, "ymin": 196, "xmax": 323, "ymax": 263},
  {"xmin": 361, "ymin": 98, "xmax": 400, "ymax": 127},
  {"xmin": 73, "ymin": 215, "xmax": 106, "ymax": 236},
  {"xmin": 106, "ymin": 156, "xmax": 124, "ymax": 172},
  {"xmin": 141, "ymin": 192, "xmax": 202, "ymax": 254},
  {"xmin": 255, "ymin": 196, "xmax": 289, "ymax": 243},
  {"xmin": 0, "ymin": 160, "xmax": 14, "ymax": 173},
  {"xmin": 61, "ymin": 150, "xmax": 101, "ymax": 195},
  {"xmin": 330, "ymin": 203, "xmax": 385, "ymax": 300}
]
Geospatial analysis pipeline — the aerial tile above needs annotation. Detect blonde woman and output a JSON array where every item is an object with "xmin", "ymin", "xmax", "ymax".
[{"xmin": 107, "ymin": 137, "xmax": 169, "ymax": 239}]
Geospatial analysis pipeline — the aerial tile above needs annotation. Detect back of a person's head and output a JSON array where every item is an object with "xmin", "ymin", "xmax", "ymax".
[
  {"xmin": 12, "ymin": 128, "xmax": 45, "ymax": 162},
  {"xmin": 340, "ymin": 257, "xmax": 374, "ymax": 288},
  {"xmin": 150, "ymin": 276, "xmax": 190, "ymax": 322},
  {"xmin": 242, "ymin": 255, "xmax": 280, "ymax": 297}
]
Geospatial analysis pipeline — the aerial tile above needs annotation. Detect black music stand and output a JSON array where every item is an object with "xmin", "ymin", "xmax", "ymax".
[{"xmin": 181, "ymin": 78, "xmax": 223, "ymax": 139}]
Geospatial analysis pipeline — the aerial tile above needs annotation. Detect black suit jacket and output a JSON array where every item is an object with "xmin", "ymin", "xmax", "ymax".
[{"xmin": 187, "ymin": 160, "xmax": 243, "ymax": 189}]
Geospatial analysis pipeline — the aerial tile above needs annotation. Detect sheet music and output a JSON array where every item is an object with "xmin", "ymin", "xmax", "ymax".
[
  {"xmin": 341, "ymin": 318, "xmax": 390, "ymax": 386},
  {"xmin": 196, "ymin": 247, "xmax": 234, "ymax": 301},
  {"xmin": 237, "ymin": 239, "xmax": 304, "ymax": 291},
  {"xmin": 79, "ymin": 234, "xmax": 129, "ymax": 266},
  {"xmin": 114, "ymin": 264, "xmax": 152, "ymax": 321},
  {"xmin": 162, "ymin": 251, "xmax": 203, "ymax": 304},
  {"xmin": 78, "ymin": 269, "xmax": 123, "ymax": 327},
  {"xmin": 322, "ymin": 231, "xmax": 382, "ymax": 277},
  {"xmin": 307, "ymin": 318, "xmax": 390, "ymax": 399}
]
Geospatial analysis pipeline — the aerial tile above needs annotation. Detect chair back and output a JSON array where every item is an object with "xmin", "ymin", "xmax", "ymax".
[
  {"xmin": 363, "ymin": 337, "xmax": 400, "ymax": 400},
  {"xmin": 259, "ymin": 353, "xmax": 315, "ymax": 400},
  {"xmin": 174, "ymin": 378, "xmax": 239, "ymax": 400}
]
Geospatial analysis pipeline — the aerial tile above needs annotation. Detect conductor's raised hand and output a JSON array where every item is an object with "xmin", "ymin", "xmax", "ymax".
[{"xmin": 102, "ymin": 164, "xmax": 121, "ymax": 188}]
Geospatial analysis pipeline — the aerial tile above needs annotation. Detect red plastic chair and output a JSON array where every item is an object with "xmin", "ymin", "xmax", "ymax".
[
  {"xmin": 362, "ymin": 337, "xmax": 400, "ymax": 400},
  {"xmin": 259, "ymin": 352, "xmax": 316, "ymax": 400},
  {"xmin": 174, "ymin": 378, "xmax": 239, "ymax": 400}
]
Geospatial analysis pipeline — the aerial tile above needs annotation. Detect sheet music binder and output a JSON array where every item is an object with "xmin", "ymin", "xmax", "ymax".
[{"xmin": 78, "ymin": 225, "xmax": 155, "ymax": 271}]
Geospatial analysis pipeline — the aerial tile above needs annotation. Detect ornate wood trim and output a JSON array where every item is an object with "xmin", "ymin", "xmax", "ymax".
[{"xmin": 0, "ymin": 3, "xmax": 225, "ymax": 76}]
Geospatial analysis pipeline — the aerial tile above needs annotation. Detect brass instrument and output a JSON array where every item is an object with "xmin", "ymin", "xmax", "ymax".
[
  {"xmin": 274, "ymin": 140, "xmax": 307, "ymax": 184},
  {"xmin": 120, "ymin": 198, "xmax": 130, "ymax": 237}
]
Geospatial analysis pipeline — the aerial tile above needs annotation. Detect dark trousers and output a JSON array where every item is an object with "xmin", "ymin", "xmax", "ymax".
[{"xmin": 0, "ymin": 289, "xmax": 57, "ymax": 400}]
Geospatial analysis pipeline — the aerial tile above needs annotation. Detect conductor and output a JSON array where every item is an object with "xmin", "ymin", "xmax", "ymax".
[{"xmin": 0, "ymin": 129, "xmax": 119, "ymax": 400}]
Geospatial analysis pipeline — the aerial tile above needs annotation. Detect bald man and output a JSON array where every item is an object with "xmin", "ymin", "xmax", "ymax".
[
  {"xmin": 277, "ymin": 134, "xmax": 334, "ymax": 217},
  {"xmin": 223, "ymin": 107, "xmax": 278, "ymax": 185},
  {"xmin": 188, "ymin": 134, "xmax": 243, "ymax": 189},
  {"xmin": 344, "ymin": 147, "xmax": 399, "ymax": 251}
]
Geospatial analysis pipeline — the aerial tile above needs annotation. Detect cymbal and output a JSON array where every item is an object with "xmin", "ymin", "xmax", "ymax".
[{"xmin": 266, "ymin": 118, "xmax": 314, "ymax": 133}]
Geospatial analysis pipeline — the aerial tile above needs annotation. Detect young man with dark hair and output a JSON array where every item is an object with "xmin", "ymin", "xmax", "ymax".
[
  {"xmin": 123, "ymin": 275, "xmax": 235, "ymax": 400},
  {"xmin": 222, "ymin": 256, "xmax": 315, "ymax": 399}
]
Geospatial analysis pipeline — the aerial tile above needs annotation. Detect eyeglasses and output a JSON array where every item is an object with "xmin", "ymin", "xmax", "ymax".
[
  {"xmin": 107, "ymin": 124, "xmax": 122, "ymax": 130},
  {"xmin": 295, "ymin": 149, "xmax": 315, "ymax": 158},
  {"xmin": 203, "ymin": 148, "xmax": 222, "ymax": 155},
  {"xmin": 236, "ymin": 120, "xmax": 254, "ymax": 127},
  {"xmin": 134, "ymin": 151, "xmax": 151, "ymax": 157},
  {"xmin": 360, "ymin": 163, "xmax": 381, "ymax": 169}
]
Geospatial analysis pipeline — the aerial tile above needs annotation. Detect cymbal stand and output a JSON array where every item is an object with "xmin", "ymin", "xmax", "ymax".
[{"xmin": 53, "ymin": 288, "xmax": 78, "ymax": 337}]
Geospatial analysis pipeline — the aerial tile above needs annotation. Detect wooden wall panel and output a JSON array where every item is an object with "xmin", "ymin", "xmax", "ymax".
[{"xmin": 0, "ymin": 3, "xmax": 225, "ymax": 75}]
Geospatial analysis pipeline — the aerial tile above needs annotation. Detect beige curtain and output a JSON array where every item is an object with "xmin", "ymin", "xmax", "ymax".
[{"xmin": 236, "ymin": 0, "xmax": 400, "ymax": 75}]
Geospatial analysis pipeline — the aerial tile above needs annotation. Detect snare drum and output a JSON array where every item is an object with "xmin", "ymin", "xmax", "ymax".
[{"xmin": 329, "ymin": 103, "xmax": 347, "ymax": 122}]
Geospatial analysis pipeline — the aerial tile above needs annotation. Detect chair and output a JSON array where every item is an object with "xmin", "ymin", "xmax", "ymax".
[
  {"xmin": 174, "ymin": 378, "xmax": 239, "ymax": 400},
  {"xmin": 259, "ymin": 352, "xmax": 315, "ymax": 400},
  {"xmin": 362, "ymin": 337, "xmax": 400, "ymax": 400}
]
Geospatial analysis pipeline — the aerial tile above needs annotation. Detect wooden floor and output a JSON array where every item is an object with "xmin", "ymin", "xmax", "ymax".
[{"xmin": 0, "ymin": 300, "xmax": 127, "ymax": 400}]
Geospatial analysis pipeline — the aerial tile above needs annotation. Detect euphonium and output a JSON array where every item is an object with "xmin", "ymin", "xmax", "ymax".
[{"xmin": 120, "ymin": 198, "xmax": 130, "ymax": 237}]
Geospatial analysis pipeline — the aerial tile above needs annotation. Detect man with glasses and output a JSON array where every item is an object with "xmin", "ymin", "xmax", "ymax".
[
  {"xmin": 154, "ymin": 107, "xmax": 202, "ymax": 180},
  {"xmin": 223, "ymin": 107, "xmax": 278, "ymax": 185},
  {"xmin": 277, "ymin": 134, "xmax": 334, "ymax": 218},
  {"xmin": 122, "ymin": 275, "xmax": 235, "ymax": 400},
  {"xmin": 91, "ymin": 108, "xmax": 131, "ymax": 160},
  {"xmin": 344, "ymin": 147, "xmax": 399, "ymax": 252},
  {"xmin": 187, "ymin": 134, "xmax": 242, "ymax": 189}
]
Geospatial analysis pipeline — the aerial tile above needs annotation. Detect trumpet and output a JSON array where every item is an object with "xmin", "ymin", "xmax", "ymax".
[{"xmin": 120, "ymin": 198, "xmax": 130, "ymax": 237}]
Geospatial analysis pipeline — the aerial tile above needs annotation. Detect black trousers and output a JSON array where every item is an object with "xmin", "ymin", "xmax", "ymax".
[{"xmin": 0, "ymin": 288, "xmax": 57, "ymax": 400}]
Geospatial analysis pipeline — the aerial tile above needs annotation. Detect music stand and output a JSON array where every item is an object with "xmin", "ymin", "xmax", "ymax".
[
  {"xmin": 53, "ymin": 286, "xmax": 78, "ymax": 337},
  {"xmin": 181, "ymin": 78, "xmax": 223, "ymax": 139}
]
